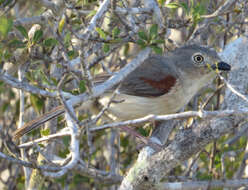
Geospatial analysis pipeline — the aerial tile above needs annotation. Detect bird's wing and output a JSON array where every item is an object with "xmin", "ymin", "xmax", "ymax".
[
  {"xmin": 93, "ymin": 56, "xmax": 177, "ymax": 97},
  {"xmin": 118, "ymin": 56, "xmax": 177, "ymax": 97}
]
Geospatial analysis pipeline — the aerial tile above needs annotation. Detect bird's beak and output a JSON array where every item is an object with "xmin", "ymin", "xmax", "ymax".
[{"xmin": 211, "ymin": 61, "xmax": 231, "ymax": 71}]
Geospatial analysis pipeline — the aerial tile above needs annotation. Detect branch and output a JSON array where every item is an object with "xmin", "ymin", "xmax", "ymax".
[
  {"xmin": 13, "ymin": 11, "xmax": 53, "ymax": 26},
  {"xmin": 78, "ymin": 0, "xmax": 111, "ymax": 40},
  {"xmin": 67, "ymin": 47, "xmax": 151, "ymax": 107},
  {"xmin": 189, "ymin": 0, "xmax": 237, "ymax": 41},
  {"xmin": 159, "ymin": 179, "xmax": 248, "ymax": 190},
  {"xmin": 201, "ymin": 0, "xmax": 236, "ymax": 19},
  {"xmin": 18, "ymin": 66, "xmax": 31, "ymax": 188},
  {"xmin": 115, "ymin": 7, "xmax": 152, "ymax": 14},
  {"xmin": 74, "ymin": 160, "xmax": 122, "ymax": 184},
  {"xmin": 43, "ymin": 105, "xmax": 79, "ymax": 177},
  {"xmin": 39, "ymin": 0, "xmax": 58, "ymax": 14},
  {"xmin": 0, "ymin": 70, "xmax": 74, "ymax": 98},
  {"xmin": 0, "ymin": 151, "xmax": 60, "ymax": 171},
  {"xmin": 18, "ymin": 130, "xmax": 70, "ymax": 149},
  {"xmin": 143, "ymin": 0, "xmax": 164, "ymax": 28},
  {"xmin": 90, "ymin": 109, "xmax": 248, "ymax": 132}
]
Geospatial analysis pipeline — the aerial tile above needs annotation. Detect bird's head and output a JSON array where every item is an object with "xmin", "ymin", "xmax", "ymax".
[{"xmin": 171, "ymin": 45, "xmax": 231, "ymax": 80}]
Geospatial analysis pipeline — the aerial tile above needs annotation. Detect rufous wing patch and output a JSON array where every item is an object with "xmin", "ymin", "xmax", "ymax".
[{"xmin": 140, "ymin": 75, "xmax": 177, "ymax": 96}]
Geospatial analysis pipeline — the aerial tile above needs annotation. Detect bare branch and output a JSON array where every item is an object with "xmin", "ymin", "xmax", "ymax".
[
  {"xmin": 78, "ymin": 0, "xmax": 111, "ymax": 40},
  {"xmin": 18, "ymin": 66, "xmax": 31, "ymax": 187},
  {"xmin": 0, "ymin": 70, "xmax": 74, "ymax": 98},
  {"xmin": 115, "ymin": 7, "xmax": 152, "ymax": 14},
  {"xmin": 90, "ymin": 109, "xmax": 248, "ymax": 132},
  {"xmin": 18, "ymin": 130, "xmax": 70, "ymax": 149},
  {"xmin": 74, "ymin": 159, "xmax": 122, "ymax": 184},
  {"xmin": 159, "ymin": 179, "xmax": 248, "ymax": 190},
  {"xmin": 201, "ymin": 0, "xmax": 237, "ymax": 19},
  {"xmin": 0, "ymin": 151, "xmax": 60, "ymax": 171},
  {"xmin": 67, "ymin": 47, "xmax": 151, "ymax": 107},
  {"xmin": 143, "ymin": 0, "xmax": 164, "ymax": 28},
  {"xmin": 13, "ymin": 11, "xmax": 53, "ymax": 26},
  {"xmin": 43, "ymin": 105, "xmax": 79, "ymax": 177}
]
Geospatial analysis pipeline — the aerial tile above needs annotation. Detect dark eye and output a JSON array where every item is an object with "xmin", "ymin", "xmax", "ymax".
[{"xmin": 193, "ymin": 54, "xmax": 204, "ymax": 65}]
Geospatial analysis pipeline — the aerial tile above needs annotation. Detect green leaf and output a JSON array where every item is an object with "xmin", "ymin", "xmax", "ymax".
[
  {"xmin": 123, "ymin": 43, "xmax": 129, "ymax": 56},
  {"xmin": 64, "ymin": 32, "xmax": 71, "ymax": 48},
  {"xmin": 51, "ymin": 77, "xmax": 58, "ymax": 85},
  {"xmin": 62, "ymin": 136, "xmax": 70, "ymax": 147},
  {"xmin": 15, "ymin": 25, "xmax": 28, "ymax": 39},
  {"xmin": 95, "ymin": 27, "xmax": 107, "ymax": 40},
  {"xmin": 73, "ymin": 174, "xmax": 89, "ymax": 184},
  {"xmin": 165, "ymin": 3, "xmax": 180, "ymax": 9},
  {"xmin": 0, "ymin": 16, "xmax": 13, "ymax": 37},
  {"xmin": 152, "ymin": 39, "xmax": 164, "ymax": 44},
  {"xmin": 43, "ymin": 38, "xmax": 58, "ymax": 47},
  {"xmin": 68, "ymin": 50, "xmax": 77, "ymax": 59},
  {"xmin": 190, "ymin": 0, "xmax": 194, "ymax": 7},
  {"xmin": 79, "ymin": 80, "xmax": 86, "ymax": 93},
  {"xmin": 32, "ymin": 29, "xmax": 43, "ymax": 43},
  {"xmin": 86, "ymin": 10, "xmax": 97, "ymax": 18},
  {"xmin": 55, "ymin": 175, "xmax": 67, "ymax": 187},
  {"xmin": 8, "ymin": 39, "xmax": 26, "ymax": 48},
  {"xmin": 110, "ymin": 38, "xmax": 122, "ymax": 43},
  {"xmin": 30, "ymin": 94, "xmax": 44, "ymax": 113},
  {"xmin": 138, "ymin": 30, "xmax": 148, "ymax": 41},
  {"xmin": 138, "ymin": 127, "xmax": 149, "ymax": 136},
  {"xmin": 0, "ymin": 81, "xmax": 4, "ymax": 93},
  {"xmin": 3, "ymin": 50, "xmax": 12, "ymax": 60},
  {"xmin": 157, "ymin": 0, "xmax": 166, "ymax": 6},
  {"xmin": 112, "ymin": 26, "xmax": 120, "ymax": 38},
  {"xmin": 191, "ymin": 2, "xmax": 206, "ymax": 23},
  {"xmin": 40, "ymin": 71, "xmax": 52, "ymax": 86},
  {"xmin": 41, "ymin": 128, "xmax": 50, "ymax": 136},
  {"xmin": 137, "ymin": 39, "xmax": 146, "ymax": 47},
  {"xmin": 0, "ymin": 0, "xmax": 11, "ymax": 6},
  {"xmin": 2, "ymin": 102, "xmax": 9, "ymax": 112},
  {"xmin": 120, "ymin": 136, "xmax": 129, "ymax": 147},
  {"xmin": 179, "ymin": 2, "xmax": 190, "ymax": 14},
  {"xmin": 149, "ymin": 24, "xmax": 158, "ymax": 39},
  {"xmin": 152, "ymin": 46, "xmax": 163, "ymax": 54},
  {"xmin": 58, "ymin": 18, "xmax": 65, "ymax": 33},
  {"xmin": 58, "ymin": 136, "xmax": 70, "ymax": 158},
  {"xmin": 103, "ymin": 43, "xmax": 110, "ymax": 53}
]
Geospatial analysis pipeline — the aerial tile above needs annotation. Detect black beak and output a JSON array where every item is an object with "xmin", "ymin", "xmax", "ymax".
[{"xmin": 211, "ymin": 61, "xmax": 231, "ymax": 71}]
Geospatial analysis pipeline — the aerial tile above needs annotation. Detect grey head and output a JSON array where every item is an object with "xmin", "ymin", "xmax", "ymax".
[{"xmin": 169, "ymin": 44, "xmax": 231, "ymax": 80}]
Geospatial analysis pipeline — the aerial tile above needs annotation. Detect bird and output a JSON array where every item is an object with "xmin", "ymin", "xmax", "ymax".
[{"xmin": 13, "ymin": 45, "xmax": 231, "ymax": 139}]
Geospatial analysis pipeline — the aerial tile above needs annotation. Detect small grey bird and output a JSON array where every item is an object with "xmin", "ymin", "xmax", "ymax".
[{"xmin": 13, "ymin": 45, "xmax": 231, "ymax": 139}]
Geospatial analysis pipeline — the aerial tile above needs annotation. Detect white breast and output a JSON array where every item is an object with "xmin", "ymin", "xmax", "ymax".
[{"xmin": 98, "ymin": 81, "xmax": 184, "ymax": 120}]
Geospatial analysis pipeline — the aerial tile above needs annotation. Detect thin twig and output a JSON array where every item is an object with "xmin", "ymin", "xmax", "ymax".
[
  {"xmin": 90, "ymin": 109, "xmax": 248, "ymax": 132},
  {"xmin": 18, "ymin": 66, "xmax": 31, "ymax": 187},
  {"xmin": 0, "ymin": 151, "xmax": 60, "ymax": 171},
  {"xmin": 18, "ymin": 130, "xmax": 70, "ymax": 149},
  {"xmin": 219, "ymin": 74, "xmax": 248, "ymax": 104}
]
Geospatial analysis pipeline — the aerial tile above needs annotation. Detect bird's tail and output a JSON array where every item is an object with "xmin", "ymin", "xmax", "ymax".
[
  {"xmin": 13, "ymin": 105, "xmax": 65, "ymax": 140},
  {"xmin": 12, "ymin": 100, "xmax": 94, "ymax": 140}
]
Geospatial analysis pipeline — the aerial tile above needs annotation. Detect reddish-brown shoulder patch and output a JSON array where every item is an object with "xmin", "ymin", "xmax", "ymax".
[{"xmin": 140, "ymin": 75, "xmax": 176, "ymax": 95}]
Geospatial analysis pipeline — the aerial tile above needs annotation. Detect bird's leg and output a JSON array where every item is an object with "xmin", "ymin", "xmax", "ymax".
[{"xmin": 119, "ymin": 126, "xmax": 162, "ymax": 151}]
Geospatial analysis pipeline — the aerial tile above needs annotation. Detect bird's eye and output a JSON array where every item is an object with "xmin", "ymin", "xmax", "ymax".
[{"xmin": 192, "ymin": 53, "xmax": 204, "ymax": 66}]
